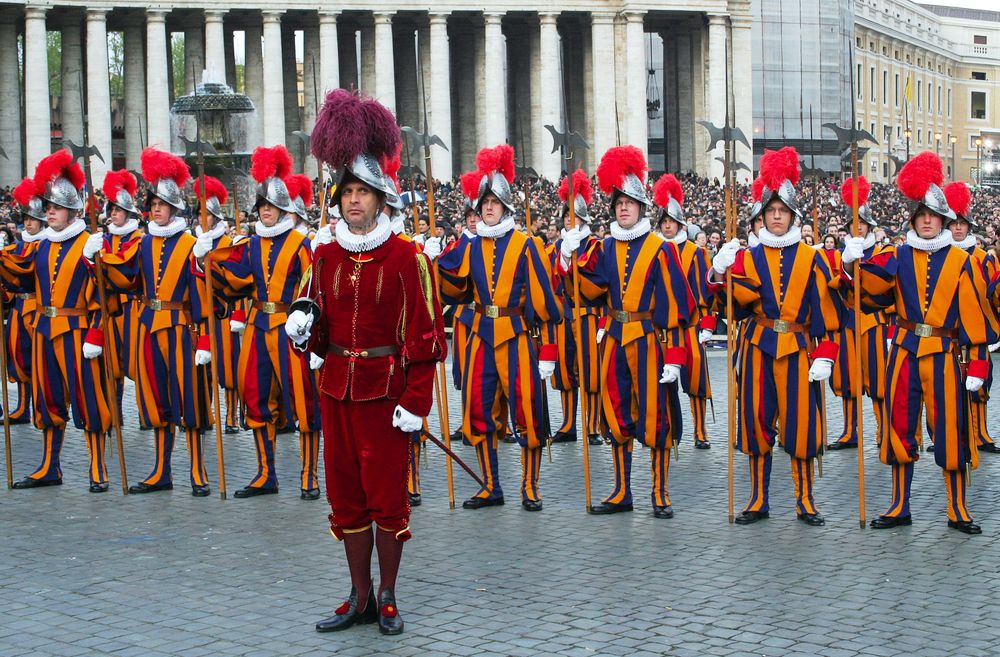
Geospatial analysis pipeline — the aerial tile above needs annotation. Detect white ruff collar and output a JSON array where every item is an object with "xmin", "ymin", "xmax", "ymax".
[
  {"xmin": 108, "ymin": 219, "xmax": 140, "ymax": 236},
  {"xmin": 952, "ymin": 233, "xmax": 977, "ymax": 251},
  {"xmin": 907, "ymin": 229, "xmax": 952, "ymax": 253},
  {"xmin": 476, "ymin": 216, "xmax": 516, "ymax": 240},
  {"xmin": 462, "ymin": 228, "xmax": 477, "ymax": 240},
  {"xmin": 860, "ymin": 233, "xmax": 877, "ymax": 251},
  {"xmin": 334, "ymin": 214, "xmax": 392, "ymax": 253},
  {"xmin": 44, "ymin": 218, "xmax": 87, "ymax": 243},
  {"xmin": 254, "ymin": 216, "xmax": 295, "ymax": 239},
  {"xmin": 667, "ymin": 230, "xmax": 687, "ymax": 245},
  {"xmin": 195, "ymin": 220, "xmax": 228, "ymax": 240},
  {"xmin": 561, "ymin": 224, "xmax": 592, "ymax": 240},
  {"xmin": 610, "ymin": 219, "xmax": 651, "ymax": 242},
  {"xmin": 147, "ymin": 217, "xmax": 188, "ymax": 238},
  {"xmin": 389, "ymin": 214, "xmax": 406, "ymax": 236},
  {"xmin": 21, "ymin": 229, "xmax": 45, "ymax": 243},
  {"xmin": 748, "ymin": 232, "xmax": 760, "ymax": 248},
  {"xmin": 758, "ymin": 226, "xmax": 801, "ymax": 248},
  {"xmin": 295, "ymin": 223, "xmax": 309, "ymax": 236}
]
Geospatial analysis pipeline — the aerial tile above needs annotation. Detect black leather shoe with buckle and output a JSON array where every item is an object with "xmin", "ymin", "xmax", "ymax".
[
  {"xmin": 128, "ymin": 481, "xmax": 173, "ymax": 494},
  {"xmin": 462, "ymin": 496, "xmax": 504, "ymax": 509},
  {"xmin": 734, "ymin": 510, "xmax": 769, "ymax": 525},
  {"xmin": 588, "ymin": 502, "xmax": 633, "ymax": 515},
  {"xmin": 870, "ymin": 515, "xmax": 912, "ymax": 529},
  {"xmin": 377, "ymin": 589, "xmax": 404, "ymax": 635},
  {"xmin": 316, "ymin": 586, "xmax": 377, "ymax": 633}
]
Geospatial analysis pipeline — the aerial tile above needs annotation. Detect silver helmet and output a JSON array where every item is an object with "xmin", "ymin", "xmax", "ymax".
[
  {"xmin": 610, "ymin": 173, "xmax": 651, "ymax": 209},
  {"xmin": 21, "ymin": 196, "xmax": 47, "ymax": 222},
  {"xmin": 254, "ymin": 177, "xmax": 297, "ymax": 215},
  {"xmin": 758, "ymin": 180, "xmax": 802, "ymax": 219},
  {"xmin": 149, "ymin": 177, "xmax": 186, "ymax": 212},
  {"xmin": 756, "ymin": 146, "xmax": 803, "ymax": 219},
  {"xmin": 475, "ymin": 172, "xmax": 517, "ymax": 215},
  {"xmin": 909, "ymin": 181, "xmax": 956, "ymax": 226},
  {"xmin": 562, "ymin": 194, "xmax": 590, "ymax": 223},
  {"xmin": 206, "ymin": 195, "xmax": 226, "ymax": 222},
  {"xmin": 13, "ymin": 178, "xmax": 47, "ymax": 223},
  {"xmin": 42, "ymin": 175, "xmax": 84, "ymax": 212},
  {"xmin": 383, "ymin": 173, "xmax": 405, "ymax": 211},
  {"xmin": 113, "ymin": 188, "xmax": 142, "ymax": 218},
  {"xmin": 332, "ymin": 153, "xmax": 396, "ymax": 208}
]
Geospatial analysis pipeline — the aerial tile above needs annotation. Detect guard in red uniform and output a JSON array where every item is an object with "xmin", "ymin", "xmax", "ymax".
[{"xmin": 287, "ymin": 90, "xmax": 445, "ymax": 636}]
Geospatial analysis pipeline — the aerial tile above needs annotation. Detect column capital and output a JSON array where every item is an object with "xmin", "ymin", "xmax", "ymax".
[
  {"xmin": 146, "ymin": 8, "xmax": 168, "ymax": 22},
  {"xmin": 86, "ymin": 8, "xmax": 108, "ymax": 20},
  {"xmin": 319, "ymin": 10, "xmax": 341, "ymax": 24},
  {"xmin": 24, "ymin": 5, "xmax": 48, "ymax": 20},
  {"xmin": 262, "ymin": 10, "xmax": 285, "ymax": 24},
  {"xmin": 730, "ymin": 14, "xmax": 752, "ymax": 29},
  {"xmin": 707, "ymin": 13, "xmax": 729, "ymax": 26},
  {"xmin": 538, "ymin": 12, "xmax": 559, "ymax": 25},
  {"xmin": 483, "ymin": 12, "xmax": 504, "ymax": 24},
  {"xmin": 622, "ymin": 10, "xmax": 646, "ymax": 23},
  {"xmin": 428, "ymin": 12, "xmax": 450, "ymax": 25},
  {"xmin": 204, "ymin": 10, "xmax": 228, "ymax": 22},
  {"xmin": 374, "ymin": 11, "xmax": 394, "ymax": 24},
  {"xmin": 591, "ymin": 11, "xmax": 616, "ymax": 26}
]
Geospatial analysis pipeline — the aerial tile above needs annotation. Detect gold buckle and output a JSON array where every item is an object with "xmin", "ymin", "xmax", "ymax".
[
  {"xmin": 43, "ymin": 306, "xmax": 57, "ymax": 318},
  {"xmin": 261, "ymin": 301, "xmax": 277, "ymax": 314},
  {"xmin": 612, "ymin": 310, "xmax": 630, "ymax": 323},
  {"xmin": 772, "ymin": 319, "xmax": 791, "ymax": 334},
  {"xmin": 149, "ymin": 298, "xmax": 163, "ymax": 311},
  {"xmin": 484, "ymin": 305, "xmax": 500, "ymax": 319},
  {"xmin": 342, "ymin": 349, "xmax": 369, "ymax": 358},
  {"xmin": 913, "ymin": 323, "xmax": 933, "ymax": 338}
]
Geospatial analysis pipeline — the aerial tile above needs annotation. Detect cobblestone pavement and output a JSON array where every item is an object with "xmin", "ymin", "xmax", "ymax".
[{"xmin": 2, "ymin": 351, "xmax": 1000, "ymax": 657}]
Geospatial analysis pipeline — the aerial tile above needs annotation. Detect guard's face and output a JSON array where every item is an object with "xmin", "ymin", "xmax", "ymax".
[
  {"xmin": 108, "ymin": 205, "xmax": 129, "ymax": 227},
  {"xmin": 23, "ymin": 217, "xmax": 43, "ymax": 236},
  {"xmin": 149, "ymin": 197, "xmax": 174, "ymax": 226},
  {"xmin": 855, "ymin": 222, "xmax": 870, "ymax": 238},
  {"xmin": 660, "ymin": 217, "xmax": 680, "ymax": 239},
  {"xmin": 763, "ymin": 200, "xmax": 793, "ymax": 237},
  {"xmin": 465, "ymin": 210, "xmax": 479, "ymax": 234},
  {"xmin": 913, "ymin": 208, "xmax": 943, "ymax": 239},
  {"xmin": 339, "ymin": 181, "xmax": 381, "ymax": 229},
  {"xmin": 418, "ymin": 218, "xmax": 429, "ymax": 233},
  {"xmin": 45, "ymin": 203, "xmax": 73, "ymax": 231},
  {"xmin": 615, "ymin": 197, "xmax": 642, "ymax": 230},
  {"xmin": 479, "ymin": 194, "xmax": 505, "ymax": 227},
  {"xmin": 948, "ymin": 217, "xmax": 970, "ymax": 242},
  {"xmin": 258, "ymin": 202, "xmax": 281, "ymax": 227},
  {"xmin": 751, "ymin": 216, "xmax": 763, "ymax": 236}
]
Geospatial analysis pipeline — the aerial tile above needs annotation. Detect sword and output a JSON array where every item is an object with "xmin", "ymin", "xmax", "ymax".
[{"xmin": 420, "ymin": 429, "xmax": 485, "ymax": 489}]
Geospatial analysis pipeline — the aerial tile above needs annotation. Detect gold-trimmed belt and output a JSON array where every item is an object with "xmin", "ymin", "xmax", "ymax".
[
  {"xmin": 41, "ymin": 306, "xmax": 88, "ymax": 318},
  {"xmin": 141, "ymin": 296, "xmax": 189, "ymax": 312},
  {"xmin": 897, "ymin": 318, "xmax": 957, "ymax": 340},
  {"xmin": 253, "ymin": 300, "xmax": 290, "ymax": 315},
  {"xmin": 327, "ymin": 343, "xmax": 398, "ymax": 358},
  {"xmin": 473, "ymin": 303, "xmax": 524, "ymax": 318},
  {"xmin": 575, "ymin": 307, "xmax": 601, "ymax": 318},
  {"xmin": 754, "ymin": 316, "xmax": 808, "ymax": 334},
  {"xmin": 610, "ymin": 310, "xmax": 652, "ymax": 323}
]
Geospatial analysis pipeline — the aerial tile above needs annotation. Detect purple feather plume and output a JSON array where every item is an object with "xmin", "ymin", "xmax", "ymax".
[
  {"xmin": 311, "ymin": 89, "xmax": 400, "ymax": 167},
  {"xmin": 361, "ymin": 98, "xmax": 401, "ymax": 163}
]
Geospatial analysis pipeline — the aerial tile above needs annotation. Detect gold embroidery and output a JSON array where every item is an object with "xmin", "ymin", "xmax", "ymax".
[
  {"xmin": 414, "ymin": 253, "xmax": 436, "ymax": 319},
  {"xmin": 375, "ymin": 265, "xmax": 384, "ymax": 304},
  {"xmin": 332, "ymin": 262, "xmax": 342, "ymax": 299}
]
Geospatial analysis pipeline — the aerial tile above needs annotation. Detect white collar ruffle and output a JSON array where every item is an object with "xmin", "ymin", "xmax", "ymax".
[
  {"xmin": 758, "ymin": 226, "xmax": 801, "ymax": 249},
  {"xmin": 334, "ymin": 214, "xmax": 392, "ymax": 253},
  {"xmin": 21, "ymin": 229, "xmax": 45, "ymax": 243},
  {"xmin": 610, "ymin": 219, "xmax": 652, "ymax": 242},
  {"xmin": 147, "ymin": 217, "xmax": 188, "ymax": 238},
  {"xmin": 389, "ymin": 214, "xmax": 406, "ymax": 236},
  {"xmin": 748, "ymin": 232, "xmax": 760, "ymax": 248},
  {"xmin": 195, "ymin": 220, "xmax": 228, "ymax": 241},
  {"xmin": 462, "ymin": 228, "xmax": 477, "ymax": 240},
  {"xmin": 476, "ymin": 216, "xmax": 516, "ymax": 240},
  {"xmin": 952, "ymin": 233, "xmax": 977, "ymax": 251},
  {"xmin": 667, "ymin": 229, "xmax": 687, "ymax": 245},
  {"xmin": 108, "ymin": 219, "xmax": 140, "ymax": 236},
  {"xmin": 906, "ymin": 229, "xmax": 952, "ymax": 253},
  {"xmin": 860, "ymin": 232, "xmax": 877, "ymax": 252},
  {"xmin": 254, "ymin": 216, "xmax": 295, "ymax": 239},
  {"xmin": 44, "ymin": 218, "xmax": 88, "ymax": 243}
]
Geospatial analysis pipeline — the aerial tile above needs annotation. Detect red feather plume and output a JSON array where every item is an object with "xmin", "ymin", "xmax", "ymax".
[
  {"xmin": 13, "ymin": 178, "xmax": 38, "ymax": 207},
  {"xmin": 897, "ymin": 151, "xmax": 944, "ymax": 202},
  {"xmin": 944, "ymin": 181, "xmax": 972, "ymax": 218},
  {"xmin": 839, "ymin": 176, "xmax": 871, "ymax": 209},
  {"xmin": 382, "ymin": 144, "xmax": 402, "ymax": 187},
  {"xmin": 652, "ymin": 173, "xmax": 684, "ymax": 208},
  {"xmin": 194, "ymin": 175, "xmax": 228, "ymax": 205},
  {"xmin": 751, "ymin": 177, "xmax": 765, "ymax": 203},
  {"xmin": 596, "ymin": 146, "xmax": 647, "ymax": 195},
  {"xmin": 460, "ymin": 170, "xmax": 482, "ymax": 200},
  {"xmin": 475, "ymin": 144, "xmax": 515, "ymax": 183},
  {"xmin": 285, "ymin": 174, "xmax": 314, "ymax": 208},
  {"xmin": 102, "ymin": 169, "xmax": 137, "ymax": 202},
  {"xmin": 140, "ymin": 147, "xmax": 190, "ymax": 187},
  {"xmin": 250, "ymin": 145, "xmax": 293, "ymax": 184},
  {"xmin": 33, "ymin": 149, "xmax": 85, "ymax": 194},
  {"xmin": 558, "ymin": 169, "xmax": 594, "ymax": 206},
  {"xmin": 758, "ymin": 147, "xmax": 800, "ymax": 192}
]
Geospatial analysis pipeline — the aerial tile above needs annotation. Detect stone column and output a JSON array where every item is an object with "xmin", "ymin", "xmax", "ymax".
[
  {"xmin": 281, "ymin": 25, "xmax": 299, "ymax": 158},
  {"xmin": 204, "ymin": 11, "xmax": 227, "ymax": 85},
  {"xmin": 590, "ymin": 12, "xmax": 616, "ymax": 162},
  {"xmin": 261, "ymin": 11, "xmax": 286, "ymax": 146},
  {"xmin": 60, "ymin": 26, "xmax": 85, "ymax": 149},
  {"xmin": 707, "ymin": 13, "xmax": 728, "ymax": 181},
  {"xmin": 225, "ymin": 26, "xmax": 237, "ymax": 89},
  {"xmin": 691, "ymin": 27, "xmax": 708, "ymax": 175},
  {"xmin": 581, "ymin": 21, "xmax": 594, "ymax": 171},
  {"xmin": 481, "ymin": 12, "xmax": 506, "ymax": 146},
  {"xmin": 303, "ymin": 23, "xmax": 319, "ymax": 177},
  {"xmin": 24, "ymin": 6, "xmax": 51, "ymax": 170},
  {"xmin": 338, "ymin": 21, "xmax": 358, "ymax": 91},
  {"xmin": 360, "ymin": 22, "xmax": 376, "ymax": 95},
  {"xmin": 429, "ymin": 13, "xmax": 453, "ymax": 181},
  {"xmin": 123, "ymin": 24, "xmax": 146, "ymax": 170},
  {"xmin": 374, "ymin": 12, "xmax": 396, "ymax": 113},
  {"xmin": 184, "ymin": 26, "xmax": 204, "ymax": 92},
  {"xmin": 730, "ymin": 11, "xmax": 753, "ymax": 179},
  {"xmin": 145, "ymin": 9, "xmax": 170, "ymax": 150},
  {"xmin": 536, "ymin": 13, "xmax": 562, "ymax": 181},
  {"xmin": 624, "ymin": 11, "xmax": 647, "ymax": 153},
  {"xmin": 319, "ymin": 12, "xmax": 340, "ymax": 94},
  {"xmin": 675, "ymin": 32, "xmax": 695, "ymax": 172},
  {"xmin": 393, "ymin": 23, "xmax": 417, "ymax": 130},
  {"xmin": 0, "ymin": 16, "xmax": 23, "ymax": 183},
  {"xmin": 244, "ymin": 22, "xmax": 264, "ymax": 147},
  {"xmin": 86, "ymin": 10, "xmax": 112, "ymax": 182}
]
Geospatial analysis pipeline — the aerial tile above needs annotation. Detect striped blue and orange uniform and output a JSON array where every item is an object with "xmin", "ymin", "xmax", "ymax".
[
  {"xmin": 199, "ymin": 229, "xmax": 241, "ymax": 431},
  {"xmin": 101, "ymin": 228, "xmax": 213, "ymax": 490},
  {"xmin": 569, "ymin": 231, "xmax": 695, "ymax": 510},
  {"xmin": 0, "ymin": 226, "xmax": 112, "ymax": 486},
  {"xmin": 963, "ymin": 245, "xmax": 999, "ymax": 449},
  {"xmin": 859, "ymin": 241, "xmax": 997, "ymax": 523},
  {"xmin": 2, "ymin": 237, "xmax": 42, "ymax": 422},
  {"xmin": 208, "ymin": 227, "xmax": 321, "ymax": 493},
  {"xmin": 727, "ymin": 239, "xmax": 841, "ymax": 518},
  {"xmin": 396, "ymin": 231, "xmax": 430, "ymax": 498},
  {"xmin": 438, "ymin": 225, "xmax": 561, "ymax": 504}
]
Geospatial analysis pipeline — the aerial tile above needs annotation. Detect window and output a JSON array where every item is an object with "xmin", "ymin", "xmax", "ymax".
[
  {"xmin": 972, "ymin": 72, "xmax": 987, "ymax": 81},
  {"xmin": 937, "ymin": 86, "xmax": 941, "ymax": 115},
  {"xmin": 897, "ymin": 126, "xmax": 902, "ymax": 140},
  {"xmin": 857, "ymin": 64, "xmax": 863, "ymax": 99},
  {"xmin": 927, "ymin": 82, "xmax": 932, "ymax": 113},
  {"xmin": 883, "ymin": 70, "xmax": 888, "ymax": 105},
  {"xmin": 870, "ymin": 66, "xmax": 876, "ymax": 102},
  {"xmin": 917, "ymin": 81, "xmax": 922, "ymax": 109},
  {"xmin": 971, "ymin": 91, "xmax": 987, "ymax": 119},
  {"xmin": 948, "ymin": 88, "xmax": 952, "ymax": 115},
  {"xmin": 917, "ymin": 131, "xmax": 922, "ymax": 145},
  {"xmin": 895, "ymin": 74, "xmax": 900, "ymax": 107},
  {"xmin": 974, "ymin": 35, "xmax": 987, "ymax": 45}
]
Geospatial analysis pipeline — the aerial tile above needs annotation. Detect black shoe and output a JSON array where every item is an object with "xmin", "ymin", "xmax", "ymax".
[
  {"xmin": 948, "ymin": 519, "xmax": 982, "ymax": 535},
  {"xmin": 6, "ymin": 415, "xmax": 30, "ymax": 425},
  {"xmin": 653, "ymin": 505, "xmax": 674, "ymax": 519},
  {"xmin": 501, "ymin": 434, "xmax": 517, "ymax": 444},
  {"xmin": 224, "ymin": 425, "xmax": 241, "ymax": 434},
  {"xmin": 694, "ymin": 440, "xmax": 711, "ymax": 450},
  {"xmin": 234, "ymin": 485, "xmax": 278, "ymax": 498},
  {"xmin": 377, "ymin": 588, "xmax": 404, "ymax": 635},
  {"xmin": 89, "ymin": 482, "xmax": 109, "ymax": 493},
  {"xmin": 12, "ymin": 476, "xmax": 62, "ymax": 489},
  {"xmin": 979, "ymin": 442, "xmax": 1000, "ymax": 454},
  {"xmin": 522, "ymin": 499, "xmax": 543, "ymax": 512},
  {"xmin": 926, "ymin": 443, "xmax": 935, "ymax": 452},
  {"xmin": 462, "ymin": 496, "xmax": 504, "ymax": 509},
  {"xmin": 450, "ymin": 429, "xmax": 464, "ymax": 443},
  {"xmin": 316, "ymin": 586, "xmax": 378, "ymax": 633},
  {"xmin": 734, "ymin": 510, "xmax": 769, "ymax": 525},
  {"xmin": 276, "ymin": 425, "xmax": 295, "ymax": 435},
  {"xmin": 301, "ymin": 488, "xmax": 321, "ymax": 501},
  {"xmin": 797, "ymin": 512, "xmax": 825, "ymax": 526},
  {"xmin": 588, "ymin": 502, "xmax": 633, "ymax": 515},
  {"xmin": 408, "ymin": 493, "xmax": 422, "ymax": 506},
  {"xmin": 826, "ymin": 441, "xmax": 858, "ymax": 451},
  {"xmin": 128, "ymin": 481, "xmax": 173, "ymax": 494},
  {"xmin": 551, "ymin": 430, "xmax": 577, "ymax": 443},
  {"xmin": 191, "ymin": 485, "xmax": 211, "ymax": 497},
  {"xmin": 870, "ymin": 514, "xmax": 912, "ymax": 529},
  {"xmin": 588, "ymin": 434, "xmax": 603, "ymax": 445}
]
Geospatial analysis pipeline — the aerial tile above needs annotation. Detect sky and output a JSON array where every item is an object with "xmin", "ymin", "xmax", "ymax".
[{"xmin": 917, "ymin": 0, "xmax": 998, "ymax": 9}]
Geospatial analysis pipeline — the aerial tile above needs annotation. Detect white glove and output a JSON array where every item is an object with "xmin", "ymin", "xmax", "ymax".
[
  {"xmin": 83, "ymin": 233, "xmax": 104, "ymax": 261},
  {"xmin": 195, "ymin": 348, "xmax": 212, "ymax": 366},
  {"xmin": 841, "ymin": 236, "xmax": 867, "ymax": 265},
  {"xmin": 711, "ymin": 238, "xmax": 741, "ymax": 274},
  {"xmin": 230, "ymin": 319, "xmax": 246, "ymax": 334},
  {"xmin": 698, "ymin": 329, "xmax": 714, "ymax": 344},
  {"xmin": 659, "ymin": 363, "xmax": 681, "ymax": 384},
  {"xmin": 538, "ymin": 360, "xmax": 556, "ymax": 379},
  {"xmin": 312, "ymin": 225, "xmax": 333, "ymax": 250},
  {"xmin": 310, "ymin": 353, "xmax": 325, "ymax": 370},
  {"xmin": 966, "ymin": 376, "xmax": 985, "ymax": 393},
  {"xmin": 193, "ymin": 233, "xmax": 214, "ymax": 259},
  {"xmin": 392, "ymin": 405, "xmax": 423, "ymax": 433},
  {"xmin": 596, "ymin": 327, "xmax": 606, "ymax": 344},
  {"xmin": 808, "ymin": 357, "xmax": 834, "ymax": 382},
  {"xmin": 560, "ymin": 227, "xmax": 584, "ymax": 259},
  {"xmin": 989, "ymin": 342, "xmax": 1000, "ymax": 353},
  {"xmin": 285, "ymin": 310, "xmax": 314, "ymax": 346},
  {"xmin": 82, "ymin": 342, "xmax": 103, "ymax": 359},
  {"xmin": 423, "ymin": 236, "xmax": 443, "ymax": 260}
]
